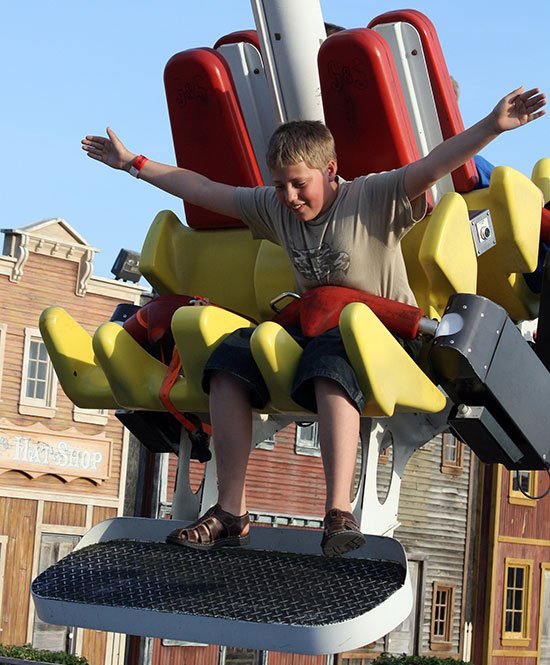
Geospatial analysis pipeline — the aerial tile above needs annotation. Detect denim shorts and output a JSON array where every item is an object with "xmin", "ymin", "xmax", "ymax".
[{"xmin": 202, "ymin": 325, "xmax": 421, "ymax": 414}]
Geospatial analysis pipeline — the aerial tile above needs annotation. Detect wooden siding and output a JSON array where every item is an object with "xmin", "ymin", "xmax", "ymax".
[
  {"xmin": 151, "ymin": 644, "xmax": 326, "ymax": 665},
  {"xmin": 246, "ymin": 426, "xmax": 326, "ymax": 517},
  {"xmin": 266, "ymin": 652, "xmax": 325, "ymax": 665},
  {"xmin": 92, "ymin": 505, "xmax": 118, "ymax": 526},
  {"xmin": 151, "ymin": 643, "xmax": 220, "ymax": 665},
  {"xmin": 43, "ymin": 501, "xmax": 87, "ymax": 527},
  {"xmin": 80, "ymin": 629, "xmax": 109, "ymax": 665},
  {"xmin": 398, "ymin": 438, "xmax": 471, "ymax": 656},
  {"xmin": 168, "ymin": 424, "xmax": 327, "ymax": 518},
  {"xmin": 499, "ymin": 469, "xmax": 550, "ymax": 542},
  {"xmin": 0, "ymin": 496, "xmax": 37, "ymax": 645}
]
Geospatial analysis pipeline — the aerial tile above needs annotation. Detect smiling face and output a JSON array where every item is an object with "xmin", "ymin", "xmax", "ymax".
[{"xmin": 271, "ymin": 160, "xmax": 339, "ymax": 222}]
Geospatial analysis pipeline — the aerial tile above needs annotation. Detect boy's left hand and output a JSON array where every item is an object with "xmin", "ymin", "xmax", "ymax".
[{"xmin": 492, "ymin": 86, "xmax": 546, "ymax": 133}]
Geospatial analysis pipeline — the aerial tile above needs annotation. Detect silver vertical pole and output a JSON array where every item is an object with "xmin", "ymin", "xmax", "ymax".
[{"xmin": 250, "ymin": 0, "xmax": 326, "ymax": 124}]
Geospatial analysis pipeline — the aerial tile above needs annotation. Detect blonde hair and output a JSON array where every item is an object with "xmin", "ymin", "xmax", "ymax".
[
  {"xmin": 450, "ymin": 75, "xmax": 460, "ymax": 100},
  {"xmin": 266, "ymin": 120, "xmax": 337, "ymax": 172}
]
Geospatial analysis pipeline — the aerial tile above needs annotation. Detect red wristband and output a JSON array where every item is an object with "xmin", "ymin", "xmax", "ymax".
[{"xmin": 129, "ymin": 154, "xmax": 148, "ymax": 178}]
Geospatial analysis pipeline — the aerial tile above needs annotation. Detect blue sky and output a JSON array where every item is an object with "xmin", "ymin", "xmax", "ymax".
[{"xmin": 1, "ymin": 1, "xmax": 549, "ymax": 280}]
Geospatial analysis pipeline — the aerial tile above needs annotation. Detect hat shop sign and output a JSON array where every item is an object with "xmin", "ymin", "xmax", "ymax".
[{"xmin": 0, "ymin": 418, "xmax": 112, "ymax": 484}]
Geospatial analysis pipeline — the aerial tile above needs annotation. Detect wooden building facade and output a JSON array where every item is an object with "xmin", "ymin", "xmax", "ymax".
[
  {"xmin": 471, "ymin": 463, "xmax": 550, "ymax": 664},
  {"xmin": 0, "ymin": 219, "xmax": 146, "ymax": 665}
]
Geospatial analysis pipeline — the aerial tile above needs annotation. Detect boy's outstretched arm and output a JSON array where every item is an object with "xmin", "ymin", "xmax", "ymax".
[
  {"xmin": 81, "ymin": 127, "xmax": 238, "ymax": 218},
  {"xmin": 404, "ymin": 86, "xmax": 546, "ymax": 202}
]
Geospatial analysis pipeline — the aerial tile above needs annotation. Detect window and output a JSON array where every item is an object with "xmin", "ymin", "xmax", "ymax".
[
  {"xmin": 72, "ymin": 405, "xmax": 108, "ymax": 425},
  {"xmin": 430, "ymin": 582, "xmax": 455, "ymax": 650},
  {"xmin": 502, "ymin": 559, "xmax": 532, "ymax": 646},
  {"xmin": 295, "ymin": 422, "xmax": 320, "ymax": 456},
  {"xmin": 337, "ymin": 560, "xmax": 424, "ymax": 662},
  {"xmin": 440, "ymin": 432, "xmax": 464, "ymax": 475},
  {"xmin": 0, "ymin": 323, "xmax": 7, "ymax": 399},
  {"xmin": 32, "ymin": 534, "xmax": 80, "ymax": 651},
  {"xmin": 19, "ymin": 329, "xmax": 58, "ymax": 417},
  {"xmin": 385, "ymin": 559, "xmax": 422, "ymax": 654},
  {"xmin": 509, "ymin": 470, "xmax": 537, "ymax": 506},
  {"xmin": 539, "ymin": 567, "xmax": 550, "ymax": 664}
]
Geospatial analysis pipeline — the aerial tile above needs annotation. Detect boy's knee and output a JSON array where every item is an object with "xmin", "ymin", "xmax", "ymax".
[{"xmin": 210, "ymin": 371, "xmax": 249, "ymax": 393}]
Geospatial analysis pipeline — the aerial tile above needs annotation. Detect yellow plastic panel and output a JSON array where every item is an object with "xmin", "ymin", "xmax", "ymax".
[
  {"xmin": 401, "ymin": 216, "xmax": 430, "ymax": 313},
  {"xmin": 532, "ymin": 158, "xmax": 550, "ymax": 203},
  {"xmin": 339, "ymin": 303, "xmax": 446, "ymax": 417},
  {"xmin": 39, "ymin": 307, "xmax": 117, "ymax": 409},
  {"xmin": 462, "ymin": 166, "xmax": 541, "ymax": 274},
  {"xmin": 140, "ymin": 210, "xmax": 264, "ymax": 322},
  {"xmin": 250, "ymin": 322, "xmax": 306, "ymax": 413},
  {"xmin": 418, "ymin": 192, "xmax": 477, "ymax": 319},
  {"xmin": 462, "ymin": 166, "xmax": 542, "ymax": 320},
  {"xmin": 92, "ymin": 323, "xmax": 168, "ymax": 411},
  {"xmin": 503, "ymin": 271, "xmax": 540, "ymax": 321},
  {"xmin": 170, "ymin": 306, "xmax": 256, "ymax": 412},
  {"xmin": 253, "ymin": 240, "xmax": 295, "ymax": 321}
]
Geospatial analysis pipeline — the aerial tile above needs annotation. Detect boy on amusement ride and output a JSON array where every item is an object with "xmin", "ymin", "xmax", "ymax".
[{"xmin": 83, "ymin": 85, "xmax": 545, "ymax": 555}]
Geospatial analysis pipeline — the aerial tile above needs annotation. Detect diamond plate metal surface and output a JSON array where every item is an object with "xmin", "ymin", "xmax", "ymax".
[{"xmin": 32, "ymin": 540, "xmax": 405, "ymax": 626}]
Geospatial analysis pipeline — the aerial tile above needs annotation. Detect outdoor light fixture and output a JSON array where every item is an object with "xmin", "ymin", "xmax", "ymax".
[{"xmin": 111, "ymin": 248, "xmax": 141, "ymax": 283}]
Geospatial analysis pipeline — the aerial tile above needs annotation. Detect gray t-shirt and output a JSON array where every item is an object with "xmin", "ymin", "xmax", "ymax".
[{"xmin": 234, "ymin": 166, "xmax": 426, "ymax": 306}]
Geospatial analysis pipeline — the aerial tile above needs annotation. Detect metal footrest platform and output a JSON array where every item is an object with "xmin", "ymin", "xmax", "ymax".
[{"xmin": 31, "ymin": 517, "xmax": 411, "ymax": 655}]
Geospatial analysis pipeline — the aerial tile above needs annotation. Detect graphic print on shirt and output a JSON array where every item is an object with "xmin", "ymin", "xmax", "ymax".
[{"xmin": 291, "ymin": 243, "xmax": 350, "ymax": 283}]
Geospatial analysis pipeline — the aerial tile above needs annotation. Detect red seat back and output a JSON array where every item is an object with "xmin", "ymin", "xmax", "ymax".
[
  {"xmin": 164, "ymin": 47, "xmax": 262, "ymax": 229},
  {"xmin": 214, "ymin": 30, "xmax": 261, "ymax": 52},
  {"xmin": 318, "ymin": 28, "xmax": 420, "ymax": 181},
  {"xmin": 368, "ymin": 10, "xmax": 478, "ymax": 192}
]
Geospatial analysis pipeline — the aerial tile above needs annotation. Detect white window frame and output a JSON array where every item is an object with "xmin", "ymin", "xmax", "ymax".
[
  {"xmin": 19, "ymin": 328, "xmax": 58, "ymax": 418},
  {"xmin": 72, "ymin": 404, "xmax": 109, "ymax": 426},
  {"xmin": 295, "ymin": 422, "xmax": 321, "ymax": 457},
  {"xmin": 31, "ymin": 532, "xmax": 81, "ymax": 652},
  {"xmin": 0, "ymin": 323, "xmax": 7, "ymax": 400}
]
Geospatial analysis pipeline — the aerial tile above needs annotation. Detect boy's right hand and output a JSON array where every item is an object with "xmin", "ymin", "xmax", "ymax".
[{"xmin": 81, "ymin": 127, "xmax": 136, "ymax": 172}]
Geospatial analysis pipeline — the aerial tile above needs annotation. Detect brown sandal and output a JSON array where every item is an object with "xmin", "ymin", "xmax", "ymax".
[
  {"xmin": 166, "ymin": 504, "xmax": 250, "ymax": 551},
  {"xmin": 321, "ymin": 509, "xmax": 365, "ymax": 557}
]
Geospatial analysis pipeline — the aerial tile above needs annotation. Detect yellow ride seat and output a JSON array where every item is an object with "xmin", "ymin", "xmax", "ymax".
[
  {"xmin": 462, "ymin": 166, "xmax": 542, "ymax": 321},
  {"xmin": 169, "ymin": 306, "xmax": 256, "ymax": 412},
  {"xmin": 402, "ymin": 192, "xmax": 477, "ymax": 320},
  {"xmin": 532, "ymin": 157, "xmax": 550, "ymax": 203},
  {"xmin": 92, "ymin": 322, "xmax": 170, "ymax": 411},
  {"xmin": 88, "ymin": 307, "xmax": 254, "ymax": 413},
  {"xmin": 248, "ymin": 305, "xmax": 446, "ymax": 417},
  {"xmin": 140, "ymin": 210, "xmax": 264, "ymax": 322},
  {"xmin": 340, "ymin": 303, "xmax": 446, "ymax": 416},
  {"xmin": 39, "ymin": 306, "xmax": 118, "ymax": 409}
]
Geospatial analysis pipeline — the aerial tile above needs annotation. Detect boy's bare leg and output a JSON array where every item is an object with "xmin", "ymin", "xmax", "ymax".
[
  {"xmin": 314, "ymin": 377, "xmax": 360, "ymax": 513},
  {"xmin": 209, "ymin": 371, "xmax": 252, "ymax": 518}
]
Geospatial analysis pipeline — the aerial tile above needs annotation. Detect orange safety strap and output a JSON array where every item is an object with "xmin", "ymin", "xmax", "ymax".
[{"xmin": 159, "ymin": 347, "xmax": 213, "ymax": 436}]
